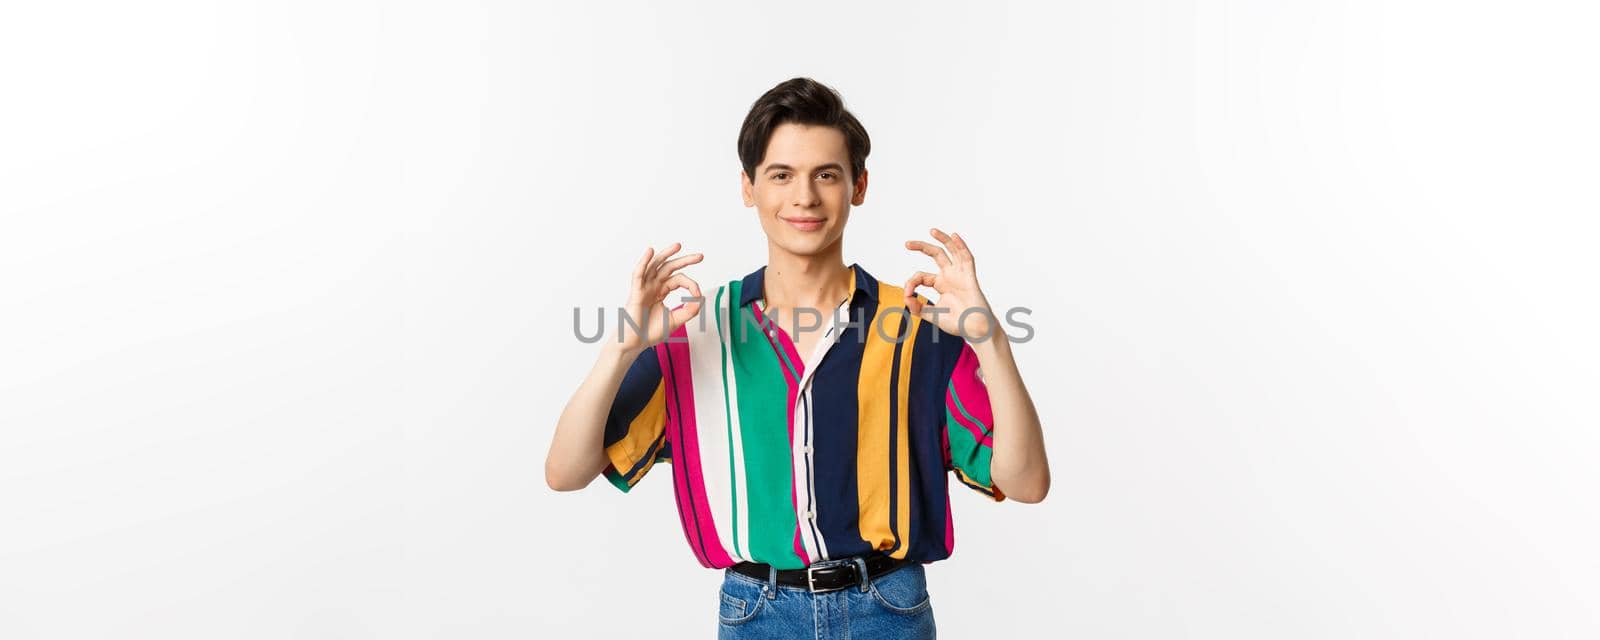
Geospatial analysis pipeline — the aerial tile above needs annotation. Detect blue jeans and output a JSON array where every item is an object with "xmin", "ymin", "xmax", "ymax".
[{"xmin": 716, "ymin": 557, "xmax": 937, "ymax": 639}]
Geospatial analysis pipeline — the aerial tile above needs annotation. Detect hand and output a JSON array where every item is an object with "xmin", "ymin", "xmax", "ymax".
[
  {"xmin": 616, "ymin": 242, "xmax": 704, "ymax": 356},
  {"xmin": 904, "ymin": 228, "xmax": 996, "ymax": 342}
]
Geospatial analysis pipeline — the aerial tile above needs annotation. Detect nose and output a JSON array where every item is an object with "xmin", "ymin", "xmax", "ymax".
[{"xmin": 791, "ymin": 179, "xmax": 821, "ymax": 208}]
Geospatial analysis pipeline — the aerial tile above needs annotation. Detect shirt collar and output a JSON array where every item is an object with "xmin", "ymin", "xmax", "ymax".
[{"xmin": 738, "ymin": 262, "xmax": 880, "ymax": 308}]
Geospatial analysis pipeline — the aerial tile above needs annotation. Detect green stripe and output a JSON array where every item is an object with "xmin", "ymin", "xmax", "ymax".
[
  {"xmin": 715, "ymin": 284, "xmax": 743, "ymax": 559},
  {"xmin": 759, "ymin": 303, "xmax": 800, "ymax": 381},
  {"xmin": 947, "ymin": 380, "xmax": 989, "ymax": 435},
  {"xmin": 603, "ymin": 466, "xmax": 633, "ymax": 492},
  {"xmin": 946, "ymin": 411, "xmax": 995, "ymax": 488},
  {"xmin": 728, "ymin": 279, "xmax": 804, "ymax": 569}
]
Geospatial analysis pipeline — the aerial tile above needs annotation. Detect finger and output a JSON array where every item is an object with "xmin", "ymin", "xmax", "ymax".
[
  {"xmin": 929, "ymin": 227, "xmax": 963, "ymax": 259},
  {"xmin": 632, "ymin": 246, "xmax": 654, "ymax": 289},
  {"xmin": 665, "ymin": 273, "xmax": 704, "ymax": 329},
  {"xmin": 648, "ymin": 242, "xmax": 682, "ymax": 278},
  {"xmin": 948, "ymin": 231, "xmax": 974, "ymax": 264},
  {"xmin": 902, "ymin": 271, "xmax": 938, "ymax": 316},
  {"xmin": 903, "ymin": 271, "xmax": 938, "ymax": 293},
  {"xmin": 904, "ymin": 240, "xmax": 952, "ymax": 268},
  {"xmin": 657, "ymin": 253, "xmax": 704, "ymax": 279},
  {"xmin": 647, "ymin": 242, "xmax": 683, "ymax": 277},
  {"xmin": 904, "ymin": 294, "xmax": 941, "ymax": 324}
]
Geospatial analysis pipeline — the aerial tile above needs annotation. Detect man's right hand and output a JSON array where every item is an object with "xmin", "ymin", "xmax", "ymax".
[{"xmin": 615, "ymin": 242, "xmax": 704, "ymax": 356}]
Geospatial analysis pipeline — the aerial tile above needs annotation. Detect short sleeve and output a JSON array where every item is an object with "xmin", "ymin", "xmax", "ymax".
[
  {"xmin": 944, "ymin": 341, "xmax": 1005, "ymax": 501},
  {"xmin": 600, "ymin": 346, "xmax": 671, "ymax": 492}
]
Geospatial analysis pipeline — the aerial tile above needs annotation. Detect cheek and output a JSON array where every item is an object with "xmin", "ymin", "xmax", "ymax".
[{"xmin": 754, "ymin": 193, "xmax": 785, "ymax": 220}]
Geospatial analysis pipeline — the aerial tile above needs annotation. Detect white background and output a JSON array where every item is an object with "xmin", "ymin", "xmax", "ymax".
[{"xmin": 3, "ymin": 1, "xmax": 1597, "ymax": 638}]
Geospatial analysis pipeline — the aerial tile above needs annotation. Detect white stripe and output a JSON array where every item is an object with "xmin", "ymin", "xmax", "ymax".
[
  {"xmin": 689, "ymin": 283, "xmax": 735, "ymax": 562},
  {"xmin": 805, "ymin": 388, "xmax": 830, "ymax": 560},
  {"xmin": 790, "ymin": 298, "xmax": 851, "ymax": 563},
  {"xmin": 789, "ymin": 394, "xmax": 818, "ymax": 563},
  {"xmin": 721, "ymin": 289, "xmax": 750, "ymax": 562}
]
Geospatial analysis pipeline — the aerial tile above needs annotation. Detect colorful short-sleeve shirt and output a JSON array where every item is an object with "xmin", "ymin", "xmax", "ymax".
[{"xmin": 600, "ymin": 263, "xmax": 1002, "ymax": 570}]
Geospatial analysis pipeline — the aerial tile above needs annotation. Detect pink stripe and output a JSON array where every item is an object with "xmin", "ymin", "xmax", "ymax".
[
  {"xmin": 947, "ymin": 344, "xmax": 995, "ymax": 447},
  {"xmin": 944, "ymin": 489, "xmax": 956, "ymax": 554},
  {"xmin": 751, "ymin": 303, "xmax": 805, "ymax": 383},
  {"xmin": 945, "ymin": 393, "xmax": 993, "ymax": 448},
  {"xmin": 653, "ymin": 343, "xmax": 702, "ymax": 566},
  {"xmin": 660, "ymin": 322, "xmax": 734, "ymax": 569},
  {"xmin": 790, "ymin": 361, "xmax": 812, "ymax": 562},
  {"xmin": 940, "ymin": 396, "xmax": 954, "ymax": 467},
  {"xmin": 777, "ymin": 333, "xmax": 805, "ymax": 383},
  {"xmin": 788, "ymin": 370, "xmax": 811, "ymax": 567}
]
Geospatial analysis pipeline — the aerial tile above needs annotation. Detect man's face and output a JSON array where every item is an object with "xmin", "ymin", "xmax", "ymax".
[{"xmin": 742, "ymin": 122, "xmax": 868, "ymax": 258}]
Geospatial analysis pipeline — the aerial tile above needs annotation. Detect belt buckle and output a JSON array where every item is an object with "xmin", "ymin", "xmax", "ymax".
[{"xmin": 805, "ymin": 564, "xmax": 850, "ymax": 594}]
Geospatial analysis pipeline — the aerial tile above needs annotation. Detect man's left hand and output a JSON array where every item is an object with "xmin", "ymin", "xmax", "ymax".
[{"xmin": 903, "ymin": 228, "xmax": 998, "ymax": 343}]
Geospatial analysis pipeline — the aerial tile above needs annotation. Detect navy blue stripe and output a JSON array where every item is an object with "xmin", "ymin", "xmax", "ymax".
[
  {"xmin": 886, "ymin": 310, "xmax": 908, "ymax": 554},
  {"xmin": 603, "ymin": 348, "xmax": 664, "ymax": 447},
  {"xmin": 621, "ymin": 427, "xmax": 666, "ymax": 481},
  {"xmin": 906, "ymin": 321, "xmax": 957, "ymax": 560},
  {"xmin": 812, "ymin": 301, "xmax": 874, "ymax": 559}
]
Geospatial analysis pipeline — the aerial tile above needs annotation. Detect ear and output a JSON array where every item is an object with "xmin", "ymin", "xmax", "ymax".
[
  {"xmin": 740, "ymin": 171, "xmax": 755, "ymax": 207},
  {"xmin": 850, "ymin": 169, "xmax": 869, "ymax": 206}
]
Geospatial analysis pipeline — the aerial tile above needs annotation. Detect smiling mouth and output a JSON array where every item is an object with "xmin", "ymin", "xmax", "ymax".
[{"xmin": 782, "ymin": 217, "xmax": 826, "ymax": 231}]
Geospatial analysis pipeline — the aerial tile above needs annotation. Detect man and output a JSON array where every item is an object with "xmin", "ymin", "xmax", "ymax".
[{"xmin": 547, "ymin": 77, "xmax": 1050, "ymax": 638}]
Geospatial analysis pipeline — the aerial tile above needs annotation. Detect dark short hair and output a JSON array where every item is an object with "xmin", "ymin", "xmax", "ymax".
[{"xmin": 737, "ymin": 78, "xmax": 871, "ymax": 182}]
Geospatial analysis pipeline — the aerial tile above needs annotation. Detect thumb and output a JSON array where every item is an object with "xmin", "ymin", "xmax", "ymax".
[{"xmin": 669, "ymin": 298, "xmax": 703, "ymax": 331}]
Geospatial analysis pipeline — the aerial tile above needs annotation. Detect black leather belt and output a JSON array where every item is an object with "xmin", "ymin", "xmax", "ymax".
[{"xmin": 730, "ymin": 554, "xmax": 912, "ymax": 593}]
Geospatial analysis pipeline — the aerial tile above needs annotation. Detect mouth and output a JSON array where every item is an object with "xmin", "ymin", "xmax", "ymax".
[{"xmin": 781, "ymin": 216, "xmax": 826, "ymax": 232}]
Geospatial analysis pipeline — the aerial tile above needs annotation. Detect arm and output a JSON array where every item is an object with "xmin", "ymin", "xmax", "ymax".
[
  {"xmin": 544, "ymin": 242, "xmax": 703, "ymax": 492},
  {"xmin": 545, "ymin": 343, "xmax": 647, "ymax": 491},
  {"xmin": 969, "ymin": 330, "xmax": 1050, "ymax": 503},
  {"xmin": 905, "ymin": 228, "xmax": 1051, "ymax": 503}
]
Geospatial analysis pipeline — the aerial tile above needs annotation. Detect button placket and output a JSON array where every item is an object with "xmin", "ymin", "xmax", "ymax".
[{"xmin": 788, "ymin": 297, "xmax": 854, "ymax": 562}]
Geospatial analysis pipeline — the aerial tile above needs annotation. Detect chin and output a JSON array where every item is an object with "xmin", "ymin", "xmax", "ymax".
[{"xmin": 775, "ymin": 233, "xmax": 839, "ymax": 257}]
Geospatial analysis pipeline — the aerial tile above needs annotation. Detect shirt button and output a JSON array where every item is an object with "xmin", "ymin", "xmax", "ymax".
[
  {"xmin": 804, "ymin": 445, "xmax": 813, "ymax": 455},
  {"xmin": 767, "ymin": 328, "xmax": 776, "ymax": 337},
  {"xmin": 806, "ymin": 510, "xmax": 815, "ymax": 520}
]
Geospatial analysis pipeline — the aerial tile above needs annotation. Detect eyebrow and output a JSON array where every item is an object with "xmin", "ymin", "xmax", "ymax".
[{"xmin": 763, "ymin": 163, "xmax": 845, "ymax": 174}]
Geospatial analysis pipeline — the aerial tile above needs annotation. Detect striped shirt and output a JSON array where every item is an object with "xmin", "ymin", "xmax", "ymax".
[{"xmin": 600, "ymin": 263, "xmax": 1003, "ymax": 570}]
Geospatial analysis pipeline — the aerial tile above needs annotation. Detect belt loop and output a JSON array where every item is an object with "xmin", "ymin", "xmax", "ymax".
[
  {"xmin": 766, "ymin": 564, "xmax": 777, "ymax": 600},
  {"xmin": 853, "ymin": 556, "xmax": 871, "ymax": 592}
]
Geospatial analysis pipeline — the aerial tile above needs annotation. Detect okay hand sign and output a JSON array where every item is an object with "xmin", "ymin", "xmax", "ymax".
[
  {"xmin": 903, "ymin": 228, "xmax": 997, "ymax": 343},
  {"xmin": 618, "ymin": 242, "xmax": 703, "ymax": 355}
]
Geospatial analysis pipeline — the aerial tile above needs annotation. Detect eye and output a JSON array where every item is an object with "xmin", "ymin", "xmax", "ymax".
[
  {"xmin": 771, "ymin": 172, "xmax": 790, "ymax": 181},
  {"xmin": 816, "ymin": 171, "xmax": 836, "ymax": 181}
]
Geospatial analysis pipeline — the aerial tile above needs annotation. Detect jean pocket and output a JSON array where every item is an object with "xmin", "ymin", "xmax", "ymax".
[
  {"xmin": 868, "ymin": 564, "xmax": 932, "ymax": 615},
  {"xmin": 718, "ymin": 574, "xmax": 767, "ymax": 626}
]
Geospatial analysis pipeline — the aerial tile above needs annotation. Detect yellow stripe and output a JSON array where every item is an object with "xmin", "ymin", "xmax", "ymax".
[
  {"xmin": 955, "ymin": 467, "xmax": 1006, "ymax": 502},
  {"xmin": 856, "ymin": 284, "xmax": 906, "ymax": 551},
  {"xmin": 629, "ymin": 427, "xmax": 667, "ymax": 484},
  {"xmin": 604, "ymin": 380, "xmax": 667, "ymax": 476}
]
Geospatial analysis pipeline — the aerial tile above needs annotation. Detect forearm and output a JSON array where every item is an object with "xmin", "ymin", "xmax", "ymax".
[
  {"xmin": 546, "ymin": 343, "xmax": 641, "ymax": 491},
  {"xmin": 970, "ymin": 332, "xmax": 1051, "ymax": 503}
]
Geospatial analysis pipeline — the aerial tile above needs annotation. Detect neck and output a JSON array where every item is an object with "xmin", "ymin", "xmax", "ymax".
[{"xmin": 763, "ymin": 241, "xmax": 852, "ymax": 315}]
